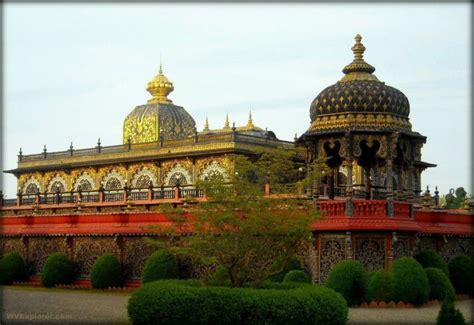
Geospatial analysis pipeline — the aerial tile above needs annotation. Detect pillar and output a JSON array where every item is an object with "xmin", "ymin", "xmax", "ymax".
[
  {"xmin": 345, "ymin": 159, "xmax": 353, "ymax": 217},
  {"xmin": 386, "ymin": 159, "xmax": 394, "ymax": 217},
  {"xmin": 364, "ymin": 167, "xmax": 371, "ymax": 200},
  {"xmin": 406, "ymin": 163, "xmax": 414, "ymax": 202}
]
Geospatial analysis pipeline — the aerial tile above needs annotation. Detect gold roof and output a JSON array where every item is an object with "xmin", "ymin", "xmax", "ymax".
[
  {"xmin": 146, "ymin": 64, "xmax": 174, "ymax": 104},
  {"xmin": 340, "ymin": 34, "xmax": 379, "ymax": 82}
]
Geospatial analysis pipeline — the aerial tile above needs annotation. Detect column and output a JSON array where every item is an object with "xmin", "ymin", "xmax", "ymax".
[
  {"xmin": 398, "ymin": 167, "xmax": 405, "ymax": 201},
  {"xmin": 386, "ymin": 159, "xmax": 394, "ymax": 217},
  {"xmin": 364, "ymin": 167, "xmax": 371, "ymax": 200},
  {"xmin": 406, "ymin": 163, "xmax": 414, "ymax": 202},
  {"xmin": 345, "ymin": 159, "xmax": 353, "ymax": 217}
]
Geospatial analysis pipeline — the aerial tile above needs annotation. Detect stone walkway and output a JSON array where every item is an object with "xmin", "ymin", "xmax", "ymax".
[{"xmin": 0, "ymin": 286, "xmax": 472, "ymax": 324}]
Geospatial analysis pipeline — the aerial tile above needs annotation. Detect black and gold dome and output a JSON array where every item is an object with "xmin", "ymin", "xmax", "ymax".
[
  {"xmin": 123, "ymin": 65, "xmax": 196, "ymax": 144},
  {"xmin": 309, "ymin": 34, "xmax": 411, "ymax": 131}
]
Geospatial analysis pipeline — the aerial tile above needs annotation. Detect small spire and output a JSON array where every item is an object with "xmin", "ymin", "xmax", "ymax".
[
  {"xmin": 352, "ymin": 34, "xmax": 365, "ymax": 61},
  {"xmin": 147, "ymin": 62, "xmax": 174, "ymax": 104},
  {"xmin": 203, "ymin": 117, "xmax": 210, "ymax": 131},
  {"xmin": 247, "ymin": 111, "xmax": 254, "ymax": 128},
  {"xmin": 224, "ymin": 113, "xmax": 230, "ymax": 128},
  {"xmin": 340, "ymin": 34, "xmax": 378, "ymax": 82}
]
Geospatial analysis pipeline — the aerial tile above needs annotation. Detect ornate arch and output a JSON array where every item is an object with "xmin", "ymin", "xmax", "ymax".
[
  {"xmin": 102, "ymin": 171, "xmax": 126, "ymax": 190},
  {"xmin": 74, "ymin": 173, "xmax": 96, "ymax": 191},
  {"xmin": 163, "ymin": 164, "xmax": 192, "ymax": 186},
  {"xmin": 199, "ymin": 160, "xmax": 229, "ymax": 181},
  {"xmin": 131, "ymin": 168, "xmax": 157, "ymax": 188},
  {"xmin": 23, "ymin": 177, "xmax": 42, "ymax": 194},
  {"xmin": 48, "ymin": 175, "xmax": 67, "ymax": 193}
]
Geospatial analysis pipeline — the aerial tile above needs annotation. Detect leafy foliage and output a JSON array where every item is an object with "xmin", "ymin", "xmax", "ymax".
[
  {"xmin": 283, "ymin": 270, "xmax": 311, "ymax": 284},
  {"xmin": 0, "ymin": 252, "xmax": 28, "ymax": 285},
  {"xmin": 365, "ymin": 270, "xmax": 395, "ymax": 303},
  {"xmin": 425, "ymin": 267, "xmax": 455, "ymax": 302},
  {"xmin": 325, "ymin": 260, "xmax": 368, "ymax": 306},
  {"xmin": 207, "ymin": 265, "xmax": 231, "ymax": 287},
  {"xmin": 127, "ymin": 280, "xmax": 348, "ymax": 325},
  {"xmin": 142, "ymin": 250, "xmax": 179, "ymax": 283},
  {"xmin": 268, "ymin": 255, "xmax": 303, "ymax": 282},
  {"xmin": 90, "ymin": 254, "xmax": 123, "ymax": 289},
  {"xmin": 448, "ymin": 255, "xmax": 474, "ymax": 295},
  {"xmin": 41, "ymin": 252, "xmax": 74, "ymax": 288},
  {"xmin": 151, "ymin": 150, "xmax": 321, "ymax": 288},
  {"xmin": 392, "ymin": 257, "xmax": 429, "ymax": 305},
  {"xmin": 443, "ymin": 187, "xmax": 467, "ymax": 209},
  {"xmin": 437, "ymin": 299, "xmax": 466, "ymax": 325},
  {"xmin": 414, "ymin": 250, "xmax": 449, "ymax": 276}
]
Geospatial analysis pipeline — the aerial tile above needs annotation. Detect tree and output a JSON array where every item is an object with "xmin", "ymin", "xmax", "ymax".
[
  {"xmin": 443, "ymin": 187, "xmax": 467, "ymax": 209},
  {"xmin": 152, "ymin": 149, "xmax": 321, "ymax": 288}
]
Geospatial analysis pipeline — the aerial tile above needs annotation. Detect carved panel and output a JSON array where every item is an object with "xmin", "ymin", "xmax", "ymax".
[
  {"xmin": 319, "ymin": 238, "xmax": 345, "ymax": 282},
  {"xmin": 23, "ymin": 177, "xmax": 42, "ymax": 194},
  {"xmin": 198, "ymin": 160, "xmax": 229, "ymax": 181},
  {"xmin": 355, "ymin": 238, "xmax": 385, "ymax": 271},
  {"xmin": 73, "ymin": 237, "xmax": 119, "ymax": 276},
  {"xmin": 131, "ymin": 168, "xmax": 158, "ymax": 188},
  {"xmin": 0, "ymin": 237, "xmax": 25, "ymax": 258},
  {"xmin": 392, "ymin": 238, "xmax": 410, "ymax": 260},
  {"xmin": 440, "ymin": 238, "xmax": 471, "ymax": 263},
  {"xmin": 413, "ymin": 237, "xmax": 436, "ymax": 255},
  {"xmin": 123, "ymin": 237, "xmax": 156, "ymax": 279},
  {"xmin": 28, "ymin": 237, "xmax": 69, "ymax": 274}
]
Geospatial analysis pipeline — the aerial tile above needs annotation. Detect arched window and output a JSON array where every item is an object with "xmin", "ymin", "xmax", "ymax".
[
  {"xmin": 105, "ymin": 177, "xmax": 122, "ymax": 190},
  {"xmin": 167, "ymin": 172, "xmax": 187, "ymax": 187},
  {"xmin": 50, "ymin": 181, "xmax": 65, "ymax": 193},
  {"xmin": 77, "ymin": 179, "xmax": 93, "ymax": 191},
  {"xmin": 25, "ymin": 183, "xmax": 39, "ymax": 195},
  {"xmin": 136, "ymin": 175, "xmax": 152, "ymax": 188}
]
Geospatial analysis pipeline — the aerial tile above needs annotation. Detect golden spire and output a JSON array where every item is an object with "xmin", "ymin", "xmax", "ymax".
[
  {"xmin": 203, "ymin": 116, "xmax": 210, "ymax": 131},
  {"xmin": 340, "ymin": 34, "xmax": 379, "ymax": 82},
  {"xmin": 246, "ymin": 111, "xmax": 255, "ymax": 128},
  {"xmin": 146, "ymin": 63, "xmax": 174, "ymax": 104},
  {"xmin": 224, "ymin": 113, "xmax": 230, "ymax": 129}
]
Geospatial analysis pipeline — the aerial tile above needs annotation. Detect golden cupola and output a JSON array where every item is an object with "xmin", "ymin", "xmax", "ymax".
[
  {"xmin": 308, "ymin": 34, "xmax": 411, "ymax": 132},
  {"xmin": 123, "ymin": 64, "xmax": 196, "ymax": 144},
  {"xmin": 146, "ymin": 64, "xmax": 175, "ymax": 104}
]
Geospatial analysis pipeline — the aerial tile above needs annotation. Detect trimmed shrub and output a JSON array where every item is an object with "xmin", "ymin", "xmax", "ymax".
[
  {"xmin": 41, "ymin": 252, "xmax": 74, "ymax": 288},
  {"xmin": 392, "ymin": 257, "xmax": 429, "ymax": 305},
  {"xmin": 0, "ymin": 252, "xmax": 28, "ymax": 285},
  {"xmin": 437, "ymin": 299, "xmax": 466, "ymax": 325},
  {"xmin": 207, "ymin": 265, "xmax": 231, "ymax": 287},
  {"xmin": 415, "ymin": 250, "xmax": 449, "ymax": 276},
  {"xmin": 259, "ymin": 280, "xmax": 308, "ymax": 290},
  {"xmin": 142, "ymin": 250, "xmax": 179, "ymax": 283},
  {"xmin": 268, "ymin": 256, "xmax": 302, "ymax": 282},
  {"xmin": 128, "ymin": 280, "xmax": 348, "ymax": 325},
  {"xmin": 425, "ymin": 267, "xmax": 455, "ymax": 302},
  {"xmin": 325, "ymin": 260, "xmax": 368, "ymax": 306},
  {"xmin": 365, "ymin": 270, "xmax": 394, "ymax": 303},
  {"xmin": 448, "ymin": 255, "xmax": 474, "ymax": 295},
  {"xmin": 90, "ymin": 254, "xmax": 123, "ymax": 289},
  {"xmin": 283, "ymin": 270, "xmax": 311, "ymax": 284}
]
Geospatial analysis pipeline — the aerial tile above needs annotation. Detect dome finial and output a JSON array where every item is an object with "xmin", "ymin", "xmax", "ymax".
[
  {"xmin": 224, "ymin": 113, "xmax": 230, "ymax": 128},
  {"xmin": 203, "ymin": 116, "xmax": 210, "ymax": 131},
  {"xmin": 147, "ymin": 63, "xmax": 174, "ymax": 104},
  {"xmin": 340, "ymin": 34, "xmax": 378, "ymax": 82},
  {"xmin": 247, "ymin": 110, "xmax": 255, "ymax": 128}
]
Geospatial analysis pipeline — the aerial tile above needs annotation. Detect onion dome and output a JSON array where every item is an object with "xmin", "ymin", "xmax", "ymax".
[
  {"xmin": 309, "ymin": 34, "xmax": 411, "ymax": 131},
  {"xmin": 123, "ymin": 65, "xmax": 196, "ymax": 144}
]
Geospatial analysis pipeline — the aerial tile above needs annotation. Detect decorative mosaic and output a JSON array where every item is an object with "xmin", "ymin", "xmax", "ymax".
[
  {"xmin": 392, "ymin": 238, "xmax": 410, "ymax": 260},
  {"xmin": 73, "ymin": 237, "xmax": 119, "ymax": 276},
  {"xmin": 28, "ymin": 237, "xmax": 69, "ymax": 274},
  {"xmin": 355, "ymin": 238, "xmax": 385, "ymax": 272},
  {"xmin": 123, "ymin": 237, "xmax": 156, "ymax": 279},
  {"xmin": 319, "ymin": 238, "xmax": 345, "ymax": 282}
]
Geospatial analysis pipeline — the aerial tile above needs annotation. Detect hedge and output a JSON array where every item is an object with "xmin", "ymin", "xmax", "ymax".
[
  {"xmin": 392, "ymin": 257, "xmax": 429, "ymax": 305},
  {"xmin": 207, "ymin": 265, "xmax": 231, "ymax": 287},
  {"xmin": 90, "ymin": 254, "xmax": 123, "ymax": 289},
  {"xmin": 0, "ymin": 252, "xmax": 28, "ymax": 285},
  {"xmin": 365, "ymin": 270, "xmax": 394, "ymax": 303},
  {"xmin": 448, "ymin": 255, "xmax": 474, "ymax": 295},
  {"xmin": 437, "ymin": 299, "xmax": 466, "ymax": 325},
  {"xmin": 142, "ymin": 250, "xmax": 179, "ymax": 283},
  {"xmin": 325, "ymin": 260, "xmax": 368, "ymax": 306},
  {"xmin": 283, "ymin": 270, "xmax": 311, "ymax": 284},
  {"xmin": 41, "ymin": 252, "xmax": 74, "ymax": 288},
  {"xmin": 425, "ymin": 267, "xmax": 455, "ymax": 302},
  {"xmin": 128, "ymin": 280, "xmax": 348, "ymax": 325},
  {"xmin": 414, "ymin": 250, "xmax": 449, "ymax": 276}
]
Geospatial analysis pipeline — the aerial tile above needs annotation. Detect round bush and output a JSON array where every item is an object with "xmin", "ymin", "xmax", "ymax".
[
  {"xmin": 41, "ymin": 252, "xmax": 74, "ymax": 288},
  {"xmin": 0, "ymin": 252, "xmax": 28, "ymax": 285},
  {"xmin": 91, "ymin": 254, "xmax": 123, "ymax": 289},
  {"xmin": 392, "ymin": 257, "xmax": 429, "ymax": 305},
  {"xmin": 437, "ymin": 299, "xmax": 466, "ymax": 325},
  {"xmin": 283, "ymin": 270, "xmax": 311, "ymax": 284},
  {"xmin": 142, "ymin": 250, "xmax": 179, "ymax": 283},
  {"xmin": 325, "ymin": 260, "xmax": 368, "ymax": 306},
  {"xmin": 448, "ymin": 255, "xmax": 474, "ymax": 295},
  {"xmin": 268, "ymin": 256, "xmax": 302, "ymax": 282},
  {"xmin": 425, "ymin": 267, "xmax": 455, "ymax": 301},
  {"xmin": 128, "ymin": 280, "xmax": 348, "ymax": 325},
  {"xmin": 365, "ymin": 270, "xmax": 394, "ymax": 303},
  {"xmin": 414, "ymin": 250, "xmax": 449, "ymax": 276}
]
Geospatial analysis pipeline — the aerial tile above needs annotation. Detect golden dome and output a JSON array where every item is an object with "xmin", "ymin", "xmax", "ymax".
[
  {"xmin": 309, "ymin": 34, "xmax": 411, "ymax": 131},
  {"xmin": 146, "ymin": 64, "xmax": 174, "ymax": 104}
]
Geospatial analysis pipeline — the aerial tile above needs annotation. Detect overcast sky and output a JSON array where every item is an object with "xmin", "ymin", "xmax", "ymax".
[{"xmin": 2, "ymin": 3, "xmax": 471, "ymax": 198}]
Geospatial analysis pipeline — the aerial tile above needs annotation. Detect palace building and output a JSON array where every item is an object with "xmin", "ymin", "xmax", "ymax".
[{"xmin": 0, "ymin": 35, "xmax": 471, "ymax": 285}]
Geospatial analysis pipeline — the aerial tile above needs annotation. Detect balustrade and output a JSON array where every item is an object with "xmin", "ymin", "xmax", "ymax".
[
  {"xmin": 353, "ymin": 200, "xmax": 387, "ymax": 217},
  {"xmin": 319, "ymin": 200, "xmax": 346, "ymax": 217}
]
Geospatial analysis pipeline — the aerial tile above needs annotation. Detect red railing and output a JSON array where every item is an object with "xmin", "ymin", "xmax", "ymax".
[
  {"xmin": 352, "ymin": 200, "xmax": 387, "ymax": 218},
  {"xmin": 393, "ymin": 201, "xmax": 412, "ymax": 219},
  {"xmin": 318, "ymin": 200, "xmax": 346, "ymax": 217}
]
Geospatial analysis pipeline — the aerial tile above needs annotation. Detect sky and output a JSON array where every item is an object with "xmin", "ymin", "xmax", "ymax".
[{"xmin": 2, "ymin": 3, "xmax": 471, "ymax": 198}]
